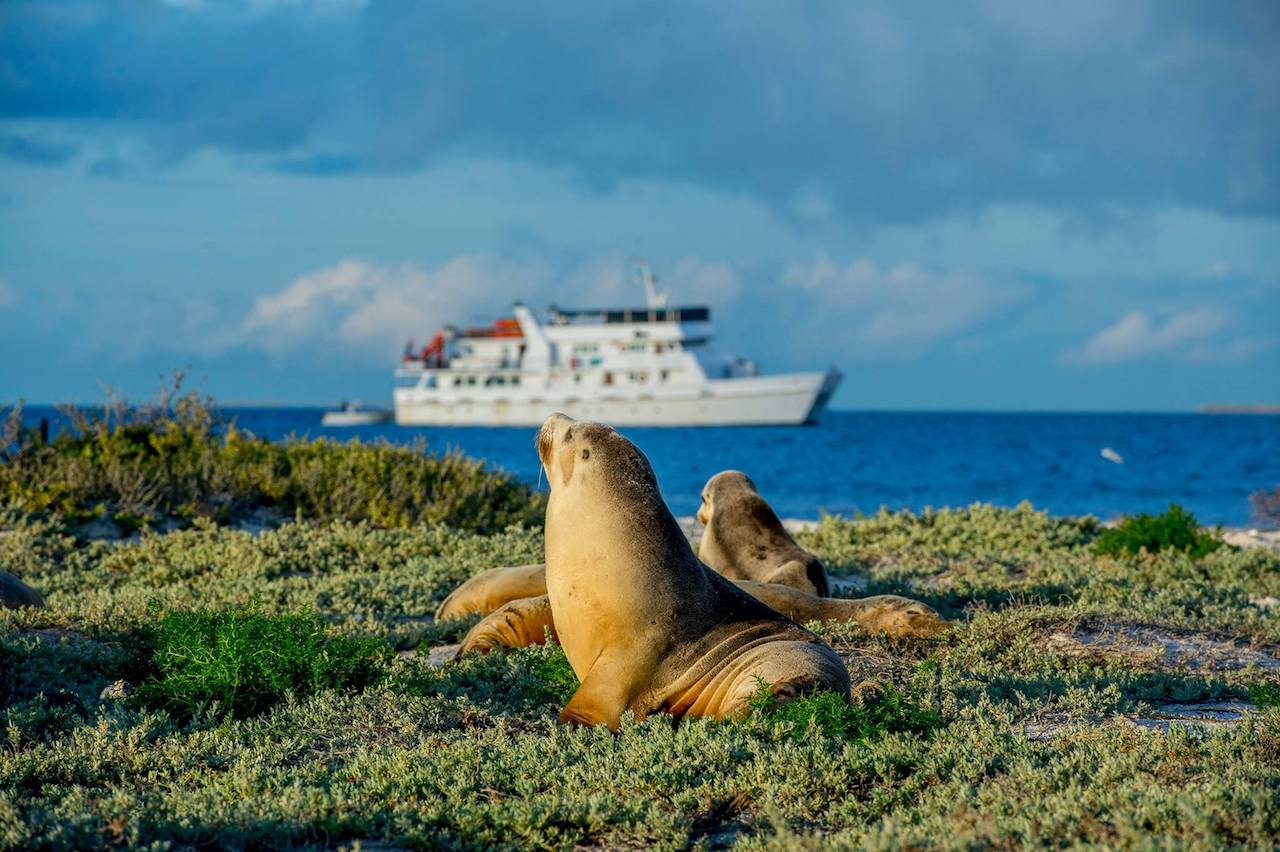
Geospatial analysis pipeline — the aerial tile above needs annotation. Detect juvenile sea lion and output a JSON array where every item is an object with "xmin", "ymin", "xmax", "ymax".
[
  {"xmin": 533, "ymin": 413, "xmax": 848, "ymax": 727},
  {"xmin": 697, "ymin": 470, "xmax": 830, "ymax": 596},
  {"xmin": 1, "ymin": 570, "xmax": 46, "ymax": 609}
]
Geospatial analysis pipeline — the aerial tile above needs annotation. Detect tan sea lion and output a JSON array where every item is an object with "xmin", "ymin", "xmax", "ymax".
[
  {"xmin": 696, "ymin": 470, "xmax": 830, "ymax": 596},
  {"xmin": 1, "ymin": 570, "xmax": 46, "ymax": 609},
  {"xmin": 533, "ymin": 413, "xmax": 849, "ymax": 728}
]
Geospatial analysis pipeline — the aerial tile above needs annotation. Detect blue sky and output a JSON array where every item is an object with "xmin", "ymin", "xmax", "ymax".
[{"xmin": 1, "ymin": 0, "xmax": 1277, "ymax": 409}]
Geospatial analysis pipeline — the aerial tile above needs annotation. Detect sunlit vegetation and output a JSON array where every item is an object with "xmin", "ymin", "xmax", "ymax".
[
  {"xmin": 0, "ymin": 379, "xmax": 544, "ymax": 536},
  {"xmin": 2, "ymin": 434, "xmax": 1278, "ymax": 847}
]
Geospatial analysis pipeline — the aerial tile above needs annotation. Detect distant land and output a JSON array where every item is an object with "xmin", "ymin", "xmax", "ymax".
[{"xmin": 1197, "ymin": 404, "xmax": 1280, "ymax": 414}]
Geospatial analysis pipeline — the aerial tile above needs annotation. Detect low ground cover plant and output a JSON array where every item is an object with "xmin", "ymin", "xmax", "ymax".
[
  {"xmin": 2, "ymin": 460, "xmax": 1278, "ymax": 847},
  {"xmin": 1093, "ymin": 503, "xmax": 1222, "ymax": 559}
]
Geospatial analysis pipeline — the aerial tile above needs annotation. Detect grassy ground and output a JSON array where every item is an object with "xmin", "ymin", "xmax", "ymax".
[{"xmin": 3, "ymin": 495, "xmax": 1279, "ymax": 849}]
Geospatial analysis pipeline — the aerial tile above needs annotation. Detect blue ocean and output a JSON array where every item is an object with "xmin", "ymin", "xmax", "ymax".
[{"xmin": 24, "ymin": 407, "xmax": 1277, "ymax": 527}]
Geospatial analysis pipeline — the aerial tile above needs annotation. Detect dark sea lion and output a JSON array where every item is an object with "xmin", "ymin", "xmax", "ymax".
[
  {"xmin": 532, "ymin": 413, "xmax": 848, "ymax": 728},
  {"xmin": 696, "ymin": 470, "xmax": 830, "ymax": 596},
  {"xmin": 1, "ymin": 570, "xmax": 46, "ymax": 609}
]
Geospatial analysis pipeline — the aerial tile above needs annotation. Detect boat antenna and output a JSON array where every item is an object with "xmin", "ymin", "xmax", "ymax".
[{"xmin": 630, "ymin": 257, "xmax": 668, "ymax": 309}]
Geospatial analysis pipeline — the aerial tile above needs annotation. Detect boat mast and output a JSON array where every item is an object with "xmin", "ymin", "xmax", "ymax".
[{"xmin": 630, "ymin": 257, "xmax": 668, "ymax": 309}]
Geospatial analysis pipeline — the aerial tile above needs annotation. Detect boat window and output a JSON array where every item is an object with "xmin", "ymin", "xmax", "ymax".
[
  {"xmin": 426, "ymin": 375, "xmax": 438, "ymax": 389},
  {"xmin": 655, "ymin": 343, "xmax": 665, "ymax": 354},
  {"xmin": 395, "ymin": 375, "xmax": 421, "ymax": 389},
  {"xmin": 510, "ymin": 375, "xmax": 521, "ymax": 386},
  {"xmin": 659, "ymin": 370, "xmax": 669, "ymax": 382},
  {"xmin": 573, "ymin": 374, "xmax": 582, "ymax": 384},
  {"xmin": 453, "ymin": 377, "xmax": 463, "ymax": 387},
  {"xmin": 467, "ymin": 376, "xmax": 477, "ymax": 386},
  {"xmin": 603, "ymin": 372, "xmax": 613, "ymax": 386}
]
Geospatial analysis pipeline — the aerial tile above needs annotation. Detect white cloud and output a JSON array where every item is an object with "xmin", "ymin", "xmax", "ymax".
[
  {"xmin": 0, "ymin": 278, "xmax": 14, "ymax": 309},
  {"xmin": 781, "ymin": 252, "xmax": 1029, "ymax": 354},
  {"xmin": 1184, "ymin": 336, "xmax": 1279, "ymax": 365},
  {"xmin": 1065, "ymin": 307, "xmax": 1231, "ymax": 364},
  {"xmin": 242, "ymin": 256, "xmax": 551, "ymax": 356},
  {"xmin": 1198, "ymin": 260, "xmax": 1235, "ymax": 279}
]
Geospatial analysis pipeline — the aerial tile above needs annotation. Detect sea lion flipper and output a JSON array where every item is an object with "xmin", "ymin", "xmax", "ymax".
[
  {"xmin": 456, "ymin": 594, "xmax": 557, "ymax": 657},
  {"xmin": 436, "ymin": 564, "xmax": 549, "ymax": 622},
  {"xmin": 732, "ymin": 580, "xmax": 827, "ymax": 623},
  {"xmin": 558, "ymin": 654, "xmax": 640, "ymax": 731},
  {"xmin": 827, "ymin": 595, "xmax": 950, "ymax": 638}
]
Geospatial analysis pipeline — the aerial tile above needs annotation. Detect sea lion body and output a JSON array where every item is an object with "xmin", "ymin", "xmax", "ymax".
[
  {"xmin": 536, "ymin": 414, "xmax": 848, "ymax": 728},
  {"xmin": 1, "ymin": 571, "xmax": 46, "ymax": 610},
  {"xmin": 697, "ymin": 470, "xmax": 830, "ymax": 596}
]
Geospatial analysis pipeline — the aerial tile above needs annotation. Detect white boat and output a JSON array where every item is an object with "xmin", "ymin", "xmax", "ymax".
[
  {"xmin": 321, "ymin": 401, "xmax": 392, "ymax": 427},
  {"xmin": 393, "ymin": 261, "xmax": 841, "ymax": 427}
]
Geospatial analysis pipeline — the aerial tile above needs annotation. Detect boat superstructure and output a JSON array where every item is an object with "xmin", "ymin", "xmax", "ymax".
[{"xmin": 393, "ymin": 262, "xmax": 840, "ymax": 426}]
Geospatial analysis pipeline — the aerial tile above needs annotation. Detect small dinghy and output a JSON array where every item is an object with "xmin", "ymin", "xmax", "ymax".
[{"xmin": 321, "ymin": 401, "xmax": 392, "ymax": 427}]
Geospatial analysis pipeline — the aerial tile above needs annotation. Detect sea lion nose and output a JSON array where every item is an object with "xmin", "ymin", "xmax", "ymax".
[
  {"xmin": 537, "ymin": 413, "xmax": 574, "ymax": 463},
  {"xmin": 541, "ymin": 412, "xmax": 574, "ymax": 430}
]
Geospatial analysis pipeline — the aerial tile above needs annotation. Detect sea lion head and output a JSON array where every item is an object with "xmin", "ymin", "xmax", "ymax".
[
  {"xmin": 537, "ymin": 413, "xmax": 660, "ymax": 504},
  {"xmin": 696, "ymin": 470, "xmax": 758, "ymax": 526}
]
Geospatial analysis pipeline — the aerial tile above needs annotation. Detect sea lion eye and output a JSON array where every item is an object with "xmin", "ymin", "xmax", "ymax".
[{"xmin": 565, "ymin": 428, "xmax": 574, "ymax": 441}]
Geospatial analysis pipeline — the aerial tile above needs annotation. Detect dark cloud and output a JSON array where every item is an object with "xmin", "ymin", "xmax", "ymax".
[
  {"xmin": 0, "ymin": 132, "xmax": 76, "ymax": 164},
  {"xmin": 271, "ymin": 152, "xmax": 365, "ymax": 176},
  {"xmin": 1, "ymin": 0, "xmax": 1277, "ymax": 222}
]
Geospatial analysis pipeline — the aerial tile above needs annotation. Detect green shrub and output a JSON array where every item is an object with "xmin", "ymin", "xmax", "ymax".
[
  {"xmin": 0, "ymin": 378, "xmax": 544, "ymax": 533},
  {"xmin": 1093, "ymin": 504, "xmax": 1222, "ymax": 559},
  {"xmin": 133, "ymin": 608, "xmax": 392, "ymax": 720},
  {"xmin": 749, "ymin": 672, "xmax": 941, "ymax": 742},
  {"xmin": 528, "ymin": 641, "xmax": 579, "ymax": 704},
  {"xmin": 1248, "ymin": 681, "xmax": 1280, "ymax": 709}
]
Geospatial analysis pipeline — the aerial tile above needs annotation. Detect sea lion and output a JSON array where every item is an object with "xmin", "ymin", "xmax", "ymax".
[
  {"xmin": 533, "ymin": 413, "xmax": 848, "ymax": 728},
  {"xmin": 696, "ymin": 470, "xmax": 830, "ymax": 596},
  {"xmin": 1, "ymin": 570, "xmax": 46, "ymax": 609},
  {"xmin": 458, "ymin": 583, "xmax": 946, "ymax": 656}
]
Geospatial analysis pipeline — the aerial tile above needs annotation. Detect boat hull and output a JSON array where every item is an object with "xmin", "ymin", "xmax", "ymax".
[
  {"xmin": 393, "ymin": 370, "xmax": 840, "ymax": 427},
  {"xmin": 321, "ymin": 410, "xmax": 392, "ymax": 427}
]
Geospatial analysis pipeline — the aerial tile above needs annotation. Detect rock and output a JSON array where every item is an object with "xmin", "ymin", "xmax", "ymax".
[
  {"xmin": 1023, "ymin": 700, "xmax": 1259, "ymax": 740},
  {"xmin": 1128, "ymin": 700, "xmax": 1258, "ymax": 732},
  {"xmin": 99, "ymin": 680, "xmax": 134, "ymax": 700},
  {"xmin": 398, "ymin": 644, "xmax": 461, "ymax": 667},
  {"xmin": 829, "ymin": 575, "xmax": 870, "ymax": 594},
  {"xmin": 1049, "ymin": 623, "xmax": 1280, "ymax": 672},
  {"xmin": 0, "ymin": 570, "xmax": 46, "ymax": 609},
  {"xmin": 850, "ymin": 678, "xmax": 887, "ymax": 708},
  {"xmin": 1221, "ymin": 528, "xmax": 1280, "ymax": 552}
]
